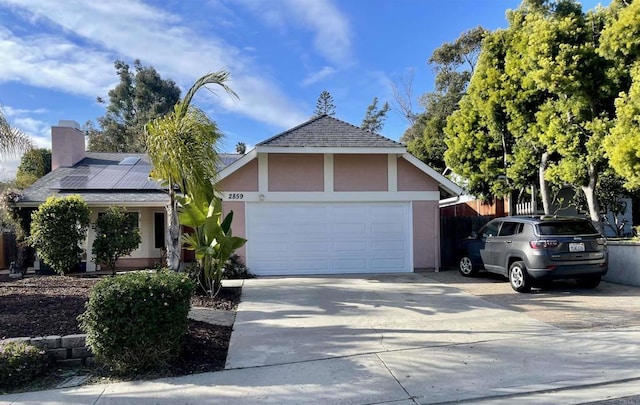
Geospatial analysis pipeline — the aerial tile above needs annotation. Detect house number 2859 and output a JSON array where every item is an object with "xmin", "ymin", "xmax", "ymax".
[{"xmin": 227, "ymin": 193, "xmax": 244, "ymax": 200}]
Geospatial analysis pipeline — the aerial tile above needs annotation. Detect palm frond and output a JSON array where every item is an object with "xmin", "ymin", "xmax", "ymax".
[
  {"xmin": 0, "ymin": 109, "xmax": 34, "ymax": 158},
  {"xmin": 177, "ymin": 69, "xmax": 239, "ymax": 120}
]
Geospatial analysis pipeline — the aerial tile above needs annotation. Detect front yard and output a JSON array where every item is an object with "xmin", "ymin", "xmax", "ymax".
[{"xmin": 0, "ymin": 273, "xmax": 239, "ymax": 393}]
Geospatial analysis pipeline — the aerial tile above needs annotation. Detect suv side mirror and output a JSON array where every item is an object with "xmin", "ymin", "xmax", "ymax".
[{"xmin": 470, "ymin": 231, "xmax": 478, "ymax": 239}]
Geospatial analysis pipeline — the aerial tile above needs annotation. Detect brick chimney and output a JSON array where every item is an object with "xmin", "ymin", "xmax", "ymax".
[{"xmin": 51, "ymin": 120, "xmax": 85, "ymax": 170}]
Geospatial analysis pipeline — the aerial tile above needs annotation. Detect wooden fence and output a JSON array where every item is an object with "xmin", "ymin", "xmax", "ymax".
[{"xmin": 440, "ymin": 216, "xmax": 492, "ymax": 268}]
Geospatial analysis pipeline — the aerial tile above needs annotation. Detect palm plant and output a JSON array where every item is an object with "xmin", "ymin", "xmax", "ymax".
[
  {"xmin": 0, "ymin": 108, "xmax": 33, "ymax": 159},
  {"xmin": 145, "ymin": 71, "xmax": 237, "ymax": 271}
]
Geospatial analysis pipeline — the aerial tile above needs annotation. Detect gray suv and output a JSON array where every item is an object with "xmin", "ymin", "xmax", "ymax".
[{"xmin": 458, "ymin": 216, "xmax": 608, "ymax": 292}]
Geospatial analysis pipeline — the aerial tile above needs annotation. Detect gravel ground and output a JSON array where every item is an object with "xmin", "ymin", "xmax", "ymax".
[{"xmin": 424, "ymin": 268, "xmax": 640, "ymax": 331}]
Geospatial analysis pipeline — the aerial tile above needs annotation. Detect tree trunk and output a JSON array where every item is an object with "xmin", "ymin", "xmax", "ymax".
[
  {"xmin": 539, "ymin": 152, "xmax": 551, "ymax": 215},
  {"xmin": 581, "ymin": 164, "xmax": 602, "ymax": 232},
  {"xmin": 165, "ymin": 195, "xmax": 181, "ymax": 271}
]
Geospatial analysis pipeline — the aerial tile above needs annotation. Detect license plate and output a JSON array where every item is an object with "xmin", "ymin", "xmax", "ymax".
[{"xmin": 569, "ymin": 242, "xmax": 585, "ymax": 252}]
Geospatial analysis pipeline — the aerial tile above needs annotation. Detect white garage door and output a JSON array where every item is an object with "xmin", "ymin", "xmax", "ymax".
[{"xmin": 246, "ymin": 202, "xmax": 412, "ymax": 276}]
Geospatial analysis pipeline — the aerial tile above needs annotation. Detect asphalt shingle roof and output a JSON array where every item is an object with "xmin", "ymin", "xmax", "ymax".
[{"xmin": 257, "ymin": 115, "xmax": 405, "ymax": 148}]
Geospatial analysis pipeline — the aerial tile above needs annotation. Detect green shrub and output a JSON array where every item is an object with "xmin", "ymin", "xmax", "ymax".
[
  {"xmin": 29, "ymin": 195, "xmax": 90, "ymax": 274},
  {"xmin": 223, "ymin": 254, "xmax": 254, "ymax": 280},
  {"xmin": 0, "ymin": 342, "xmax": 49, "ymax": 388},
  {"xmin": 78, "ymin": 271, "xmax": 193, "ymax": 374},
  {"xmin": 92, "ymin": 206, "xmax": 142, "ymax": 275}
]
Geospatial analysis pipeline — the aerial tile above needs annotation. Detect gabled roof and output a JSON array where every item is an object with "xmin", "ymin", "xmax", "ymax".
[{"xmin": 257, "ymin": 115, "xmax": 404, "ymax": 148}]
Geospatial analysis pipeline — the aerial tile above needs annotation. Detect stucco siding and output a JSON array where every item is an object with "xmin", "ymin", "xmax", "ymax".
[
  {"xmin": 268, "ymin": 153, "xmax": 324, "ymax": 191},
  {"xmin": 397, "ymin": 158, "xmax": 439, "ymax": 192},
  {"xmin": 334, "ymin": 154, "xmax": 387, "ymax": 191},
  {"xmin": 219, "ymin": 158, "xmax": 258, "ymax": 192},
  {"xmin": 413, "ymin": 201, "xmax": 439, "ymax": 269}
]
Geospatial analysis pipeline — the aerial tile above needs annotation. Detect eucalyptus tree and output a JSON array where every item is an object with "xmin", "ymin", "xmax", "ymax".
[
  {"xmin": 145, "ymin": 70, "xmax": 237, "ymax": 271},
  {"xmin": 403, "ymin": 26, "xmax": 486, "ymax": 172},
  {"xmin": 88, "ymin": 60, "xmax": 181, "ymax": 153}
]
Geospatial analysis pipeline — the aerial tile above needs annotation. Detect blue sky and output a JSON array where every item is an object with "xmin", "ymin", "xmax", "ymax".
[{"xmin": 0, "ymin": 0, "xmax": 605, "ymax": 179}]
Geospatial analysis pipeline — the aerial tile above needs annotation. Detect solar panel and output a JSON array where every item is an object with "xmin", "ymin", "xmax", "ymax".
[
  {"xmin": 59, "ymin": 175, "xmax": 89, "ymax": 189},
  {"xmin": 119, "ymin": 157, "xmax": 141, "ymax": 165}
]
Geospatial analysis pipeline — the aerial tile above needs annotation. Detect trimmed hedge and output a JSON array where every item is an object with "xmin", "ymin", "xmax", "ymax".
[
  {"xmin": 78, "ymin": 271, "xmax": 193, "ymax": 374},
  {"xmin": 0, "ymin": 342, "xmax": 49, "ymax": 388}
]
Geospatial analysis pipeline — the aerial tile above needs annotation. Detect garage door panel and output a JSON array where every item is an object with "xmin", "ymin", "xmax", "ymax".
[
  {"xmin": 334, "ymin": 240, "xmax": 368, "ymax": 252},
  {"xmin": 247, "ymin": 202, "xmax": 411, "ymax": 275}
]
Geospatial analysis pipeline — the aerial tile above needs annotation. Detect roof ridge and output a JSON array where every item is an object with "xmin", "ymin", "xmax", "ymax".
[
  {"xmin": 323, "ymin": 115, "xmax": 404, "ymax": 146},
  {"xmin": 257, "ymin": 114, "xmax": 404, "ymax": 148},
  {"xmin": 256, "ymin": 114, "xmax": 325, "ymax": 146}
]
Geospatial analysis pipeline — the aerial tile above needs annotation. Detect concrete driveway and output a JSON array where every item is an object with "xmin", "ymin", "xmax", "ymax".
[
  {"xmin": 4, "ymin": 273, "xmax": 640, "ymax": 404},
  {"xmin": 226, "ymin": 273, "xmax": 640, "ymax": 403}
]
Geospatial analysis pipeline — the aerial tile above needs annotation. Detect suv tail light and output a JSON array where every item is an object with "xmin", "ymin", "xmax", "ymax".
[{"xmin": 530, "ymin": 240, "xmax": 559, "ymax": 249}]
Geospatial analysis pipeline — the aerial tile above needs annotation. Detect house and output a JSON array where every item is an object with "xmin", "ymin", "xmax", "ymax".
[{"xmin": 18, "ymin": 116, "xmax": 462, "ymax": 275}]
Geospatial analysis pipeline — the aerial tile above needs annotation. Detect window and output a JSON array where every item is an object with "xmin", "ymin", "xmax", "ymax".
[
  {"xmin": 498, "ymin": 222, "xmax": 520, "ymax": 236},
  {"xmin": 537, "ymin": 221, "xmax": 598, "ymax": 236},
  {"xmin": 154, "ymin": 212, "xmax": 166, "ymax": 249},
  {"xmin": 481, "ymin": 222, "xmax": 500, "ymax": 239}
]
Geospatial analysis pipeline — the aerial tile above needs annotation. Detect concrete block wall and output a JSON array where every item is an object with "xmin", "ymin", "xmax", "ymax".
[
  {"xmin": 2, "ymin": 334, "xmax": 93, "ymax": 366},
  {"xmin": 605, "ymin": 241, "xmax": 640, "ymax": 287}
]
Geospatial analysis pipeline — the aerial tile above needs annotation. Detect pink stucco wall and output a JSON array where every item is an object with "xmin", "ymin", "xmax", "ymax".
[
  {"xmin": 268, "ymin": 153, "xmax": 324, "ymax": 191},
  {"xmin": 334, "ymin": 154, "xmax": 387, "ymax": 191},
  {"xmin": 397, "ymin": 158, "xmax": 439, "ymax": 192},
  {"xmin": 219, "ymin": 158, "xmax": 258, "ymax": 191},
  {"xmin": 223, "ymin": 201, "xmax": 247, "ymax": 262},
  {"xmin": 413, "ymin": 201, "xmax": 439, "ymax": 270}
]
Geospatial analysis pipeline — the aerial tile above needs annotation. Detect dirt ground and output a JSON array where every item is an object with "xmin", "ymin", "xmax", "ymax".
[{"xmin": 425, "ymin": 269, "xmax": 640, "ymax": 331}]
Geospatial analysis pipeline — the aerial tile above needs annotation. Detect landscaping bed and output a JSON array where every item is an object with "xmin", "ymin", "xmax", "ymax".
[{"xmin": 0, "ymin": 273, "xmax": 240, "ymax": 392}]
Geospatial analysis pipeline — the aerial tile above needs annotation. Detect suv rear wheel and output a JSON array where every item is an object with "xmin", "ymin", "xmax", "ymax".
[
  {"xmin": 459, "ymin": 254, "xmax": 477, "ymax": 277},
  {"xmin": 509, "ymin": 261, "xmax": 531, "ymax": 293}
]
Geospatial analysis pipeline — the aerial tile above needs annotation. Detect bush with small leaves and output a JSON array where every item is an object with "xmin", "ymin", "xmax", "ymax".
[
  {"xmin": 92, "ymin": 206, "xmax": 142, "ymax": 275},
  {"xmin": 78, "ymin": 270, "xmax": 193, "ymax": 374},
  {"xmin": 0, "ymin": 342, "xmax": 50, "ymax": 388},
  {"xmin": 29, "ymin": 195, "xmax": 90, "ymax": 274}
]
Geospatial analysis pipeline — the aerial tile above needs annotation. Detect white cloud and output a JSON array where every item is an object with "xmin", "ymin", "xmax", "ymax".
[
  {"xmin": 0, "ymin": 0, "xmax": 308, "ymax": 129},
  {"xmin": 234, "ymin": 0, "xmax": 353, "ymax": 66},
  {"xmin": 0, "ymin": 27, "xmax": 115, "ymax": 97},
  {"xmin": 301, "ymin": 66, "xmax": 337, "ymax": 86}
]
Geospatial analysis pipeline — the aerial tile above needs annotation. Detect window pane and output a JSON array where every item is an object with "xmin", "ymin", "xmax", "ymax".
[
  {"xmin": 499, "ymin": 222, "xmax": 518, "ymax": 236},
  {"xmin": 154, "ymin": 212, "xmax": 165, "ymax": 249}
]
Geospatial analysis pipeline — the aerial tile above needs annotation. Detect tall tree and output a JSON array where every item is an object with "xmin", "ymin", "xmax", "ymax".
[
  {"xmin": 313, "ymin": 90, "xmax": 336, "ymax": 117},
  {"xmin": 601, "ymin": 0, "xmax": 640, "ymax": 189},
  {"xmin": 88, "ymin": 60, "xmax": 181, "ymax": 152},
  {"xmin": 403, "ymin": 27, "xmax": 486, "ymax": 172},
  {"xmin": 15, "ymin": 148, "xmax": 51, "ymax": 189},
  {"xmin": 0, "ymin": 107, "xmax": 33, "ymax": 159},
  {"xmin": 145, "ymin": 70, "xmax": 237, "ymax": 271},
  {"xmin": 361, "ymin": 97, "xmax": 390, "ymax": 133}
]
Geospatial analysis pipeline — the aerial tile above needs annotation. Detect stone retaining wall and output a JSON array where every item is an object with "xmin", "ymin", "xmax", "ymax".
[{"xmin": 3, "ymin": 334, "xmax": 93, "ymax": 366}]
